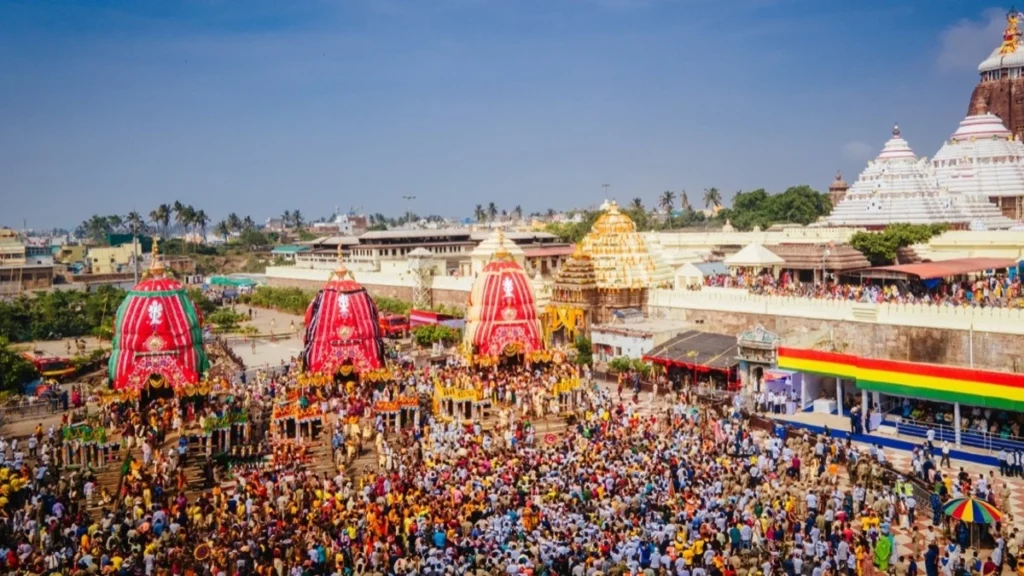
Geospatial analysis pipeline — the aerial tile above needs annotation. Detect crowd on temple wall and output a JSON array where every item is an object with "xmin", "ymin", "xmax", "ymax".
[
  {"xmin": 3, "ymin": 355, "xmax": 1024, "ymax": 576},
  {"xmin": 896, "ymin": 400, "xmax": 1024, "ymax": 442},
  {"xmin": 699, "ymin": 271, "xmax": 1024, "ymax": 309}
]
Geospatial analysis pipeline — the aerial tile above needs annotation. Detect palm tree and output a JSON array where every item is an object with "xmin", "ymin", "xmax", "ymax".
[
  {"xmin": 513, "ymin": 205, "xmax": 523, "ymax": 221},
  {"xmin": 292, "ymin": 209, "xmax": 304, "ymax": 230},
  {"xmin": 125, "ymin": 211, "xmax": 145, "ymax": 235},
  {"xmin": 107, "ymin": 214, "xmax": 124, "ymax": 233},
  {"xmin": 226, "ymin": 212, "xmax": 242, "ymax": 232},
  {"xmin": 281, "ymin": 210, "xmax": 292, "ymax": 228},
  {"xmin": 153, "ymin": 204, "xmax": 172, "ymax": 238},
  {"xmin": 474, "ymin": 204, "xmax": 486, "ymax": 223},
  {"xmin": 703, "ymin": 187, "xmax": 722, "ymax": 209},
  {"xmin": 546, "ymin": 208, "xmax": 556, "ymax": 220},
  {"xmin": 193, "ymin": 209, "xmax": 209, "ymax": 241},
  {"xmin": 214, "ymin": 220, "xmax": 230, "ymax": 242},
  {"xmin": 173, "ymin": 202, "xmax": 190, "ymax": 235},
  {"xmin": 659, "ymin": 191, "xmax": 676, "ymax": 213},
  {"xmin": 631, "ymin": 198, "xmax": 644, "ymax": 211},
  {"xmin": 149, "ymin": 207, "xmax": 164, "ymax": 237},
  {"xmin": 680, "ymin": 190, "xmax": 692, "ymax": 212},
  {"xmin": 242, "ymin": 216, "xmax": 255, "ymax": 230},
  {"xmin": 487, "ymin": 202, "xmax": 498, "ymax": 222}
]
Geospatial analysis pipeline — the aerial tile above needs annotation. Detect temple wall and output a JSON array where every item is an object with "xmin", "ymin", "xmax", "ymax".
[
  {"xmin": 649, "ymin": 288, "xmax": 1024, "ymax": 373},
  {"xmin": 264, "ymin": 265, "xmax": 473, "ymax": 310}
]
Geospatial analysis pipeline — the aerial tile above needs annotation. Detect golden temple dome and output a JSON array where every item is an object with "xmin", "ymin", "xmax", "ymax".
[{"xmin": 578, "ymin": 200, "xmax": 673, "ymax": 290}]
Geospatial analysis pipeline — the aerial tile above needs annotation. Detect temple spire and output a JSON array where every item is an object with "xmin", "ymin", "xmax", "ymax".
[
  {"xmin": 333, "ymin": 243, "xmax": 350, "ymax": 279},
  {"xmin": 493, "ymin": 229, "xmax": 511, "ymax": 260},
  {"xmin": 148, "ymin": 238, "xmax": 165, "ymax": 277}
]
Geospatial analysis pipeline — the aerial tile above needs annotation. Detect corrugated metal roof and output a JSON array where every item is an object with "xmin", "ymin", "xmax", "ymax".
[
  {"xmin": 861, "ymin": 257, "xmax": 1018, "ymax": 280},
  {"xmin": 693, "ymin": 262, "xmax": 728, "ymax": 276},
  {"xmin": 270, "ymin": 245, "xmax": 311, "ymax": 254}
]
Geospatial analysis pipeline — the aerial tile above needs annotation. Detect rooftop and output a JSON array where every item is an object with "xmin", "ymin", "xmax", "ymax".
[
  {"xmin": 932, "ymin": 102, "xmax": 1024, "ymax": 200},
  {"xmin": 591, "ymin": 318, "xmax": 687, "ymax": 338},
  {"xmin": 826, "ymin": 124, "xmax": 1016, "ymax": 229}
]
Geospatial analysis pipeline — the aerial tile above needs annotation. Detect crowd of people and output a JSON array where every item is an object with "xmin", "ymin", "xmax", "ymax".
[
  {"xmin": 1, "ymin": 354, "xmax": 1021, "ymax": 576},
  {"xmin": 700, "ymin": 271, "xmax": 1023, "ymax": 309}
]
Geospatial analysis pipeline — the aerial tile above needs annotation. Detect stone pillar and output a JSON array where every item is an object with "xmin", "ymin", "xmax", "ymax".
[
  {"xmin": 861, "ymin": 389, "xmax": 868, "ymax": 433},
  {"xmin": 954, "ymin": 402, "xmax": 962, "ymax": 447},
  {"xmin": 836, "ymin": 379, "xmax": 844, "ymax": 416}
]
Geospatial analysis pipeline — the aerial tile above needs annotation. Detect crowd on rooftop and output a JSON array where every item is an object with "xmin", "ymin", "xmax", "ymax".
[
  {"xmin": 700, "ymin": 271, "xmax": 1024, "ymax": 309},
  {"xmin": 1, "ymin": 354, "xmax": 1023, "ymax": 576}
]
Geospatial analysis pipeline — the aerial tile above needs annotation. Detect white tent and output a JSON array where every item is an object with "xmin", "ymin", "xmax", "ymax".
[
  {"xmin": 674, "ymin": 261, "xmax": 729, "ymax": 289},
  {"xmin": 723, "ymin": 243, "xmax": 785, "ymax": 268}
]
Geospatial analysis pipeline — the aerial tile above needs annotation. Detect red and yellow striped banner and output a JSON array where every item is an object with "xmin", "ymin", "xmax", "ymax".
[{"xmin": 777, "ymin": 347, "xmax": 1024, "ymax": 412}]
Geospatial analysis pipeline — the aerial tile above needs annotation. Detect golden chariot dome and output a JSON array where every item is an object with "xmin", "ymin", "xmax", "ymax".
[{"xmin": 578, "ymin": 200, "xmax": 673, "ymax": 290}]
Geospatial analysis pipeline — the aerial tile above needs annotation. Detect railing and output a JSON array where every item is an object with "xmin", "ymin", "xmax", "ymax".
[
  {"xmin": 0, "ymin": 399, "xmax": 57, "ymax": 423},
  {"xmin": 648, "ymin": 288, "xmax": 1024, "ymax": 335},
  {"xmin": 891, "ymin": 415, "xmax": 1024, "ymax": 454}
]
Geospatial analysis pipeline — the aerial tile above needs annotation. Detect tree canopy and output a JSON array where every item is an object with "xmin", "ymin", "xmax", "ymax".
[
  {"xmin": 0, "ymin": 285, "xmax": 126, "ymax": 343},
  {"xmin": 0, "ymin": 337, "xmax": 38, "ymax": 393},
  {"xmin": 849, "ymin": 223, "xmax": 949, "ymax": 266},
  {"xmin": 713, "ymin": 185, "xmax": 831, "ymax": 231}
]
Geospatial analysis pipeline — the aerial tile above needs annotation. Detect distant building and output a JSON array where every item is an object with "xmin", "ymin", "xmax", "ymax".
[
  {"xmin": 0, "ymin": 229, "xmax": 53, "ymax": 295},
  {"xmin": 87, "ymin": 244, "xmax": 141, "ymax": 275}
]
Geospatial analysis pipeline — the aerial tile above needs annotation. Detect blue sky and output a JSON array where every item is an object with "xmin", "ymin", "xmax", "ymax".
[{"xmin": 0, "ymin": 0, "xmax": 1009, "ymax": 229}]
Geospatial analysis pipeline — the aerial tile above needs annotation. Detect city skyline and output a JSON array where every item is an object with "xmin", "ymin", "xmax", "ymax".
[{"xmin": 0, "ymin": 1, "xmax": 1008, "ymax": 228}]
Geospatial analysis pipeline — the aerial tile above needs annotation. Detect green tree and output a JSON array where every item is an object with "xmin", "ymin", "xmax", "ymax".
[
  {"xmin": 0, "ymin": 337, "xmax": 38, "ymax": 393},
  {"xmin": 544, "ymin": 211, "xmax": 600, "ymax": 243},
  {"xmin": 703, "ymin": 187, "xmax": 722, "ymax": 209},
  {"xmin": 513, "ymin": 205, "xmax": 523, "ymax": 221},
  {"xmin": 474, "ymin": 205, "xmax": 486, "ymax": 223},
  {"xmin": 849, "ymin": 223, "xmax": 948, "ymax": 265},
  {"xmin": 659, "ymin": 190, "xmax": 676, "ymax": 213},
  {"xmin": 487, "ymin": 202, "xmax": 498, "ymax": 222},
  {"xmin": 574, "ymin": 336, "xmax": 593, "ymax": 366},
  {"xmin": 680, "ymin": 190, "xmax": 691, "ymax": 212},
  {"xmin": 292, "ymin": 209, "xmax": 304, "ymax": 230},
  {"xmin": 193, "ymin": 209, "xmax": 210, "ymax": 241},
  {"xmin": 226, "ymin": 212, "xmax": 242, "ymax": 232},
  {"xmin": 125, "ymin": 211, "xmax": 146, "ymax": 235},
  {"xmin": 214, "ymin": 220, "xmax": 231, "ymax": 242}
]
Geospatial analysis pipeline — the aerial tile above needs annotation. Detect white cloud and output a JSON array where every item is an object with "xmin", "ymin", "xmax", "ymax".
[
  {"xmin": 936, "ymin": 8, "xmax": 1006, "ymax": 73},
  {"xmin": 841, "ymin": 141, "xmax": 875, "ymax": 164}
]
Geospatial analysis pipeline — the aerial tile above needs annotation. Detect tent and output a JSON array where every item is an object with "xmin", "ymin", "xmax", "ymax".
[
  {"xmin": 675, "ymin": 261, "xmax": 728, "ymax": 288},
  {"xmin": 207, "ymin": 276, "xmax": 257, "ymax": 288},
  {"xmin": 723, "ymin": 243, "xmax": 784, "ymax": 268}
]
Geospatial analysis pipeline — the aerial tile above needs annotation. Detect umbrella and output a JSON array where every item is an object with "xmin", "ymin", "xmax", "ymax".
[{"xmin": 943, "ymin": 497, "xmax": 1002, "ymax": 524}]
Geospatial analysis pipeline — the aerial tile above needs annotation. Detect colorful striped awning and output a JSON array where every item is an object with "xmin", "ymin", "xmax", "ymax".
[{"xmin": 777, "ymin": 347, "xmax": 1024, "ymax": 412}]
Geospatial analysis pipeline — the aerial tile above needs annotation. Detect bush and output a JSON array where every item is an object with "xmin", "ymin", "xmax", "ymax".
[
  {"xmin": 412, "ymin": 325, "xmax": 461, "ymax": 347},
  {"xmin": 0, "ymin": 337, "xmax": 38, "ymax": 394},
  {"xmin": 206, "ymin": 308, "xmax": 248, "ymax": 332},
  {"xmin": 608, "ymin": 356, "xmax": 652, "ymax": 376},
  {"xmin": 187, "ymin": 288, "xmax": 219, "ymax": 317},
  {"xmin": 375, "ymin": 296, "xmax": 412, "ymax": 316},
  {"xmin": 574, "ymin": 336, "xmax": 593, "ymax": 366},
  {"xmin": 0, "ymin": 285, "xmax": 126, "ymax": 343},
  {"xmin": 247, "ymin": 286, "xmax": 315, "ymax": 315}
]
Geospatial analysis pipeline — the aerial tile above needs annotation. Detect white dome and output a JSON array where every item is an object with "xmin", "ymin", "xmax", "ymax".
[
  {"xmin": 979, "ymin": 11, "xmax": 1024, "ymax": 74},
  {"xmin": 933, "ymin": 109, "xmax": 1024, "ymax": 200},
  {"xmin": 827, "ymin": 123, "xmax": 1016, "ymax": 229},
  {"xmin": 979, "ymin": 46, "xmax": 1024, "ymax": 74}
]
